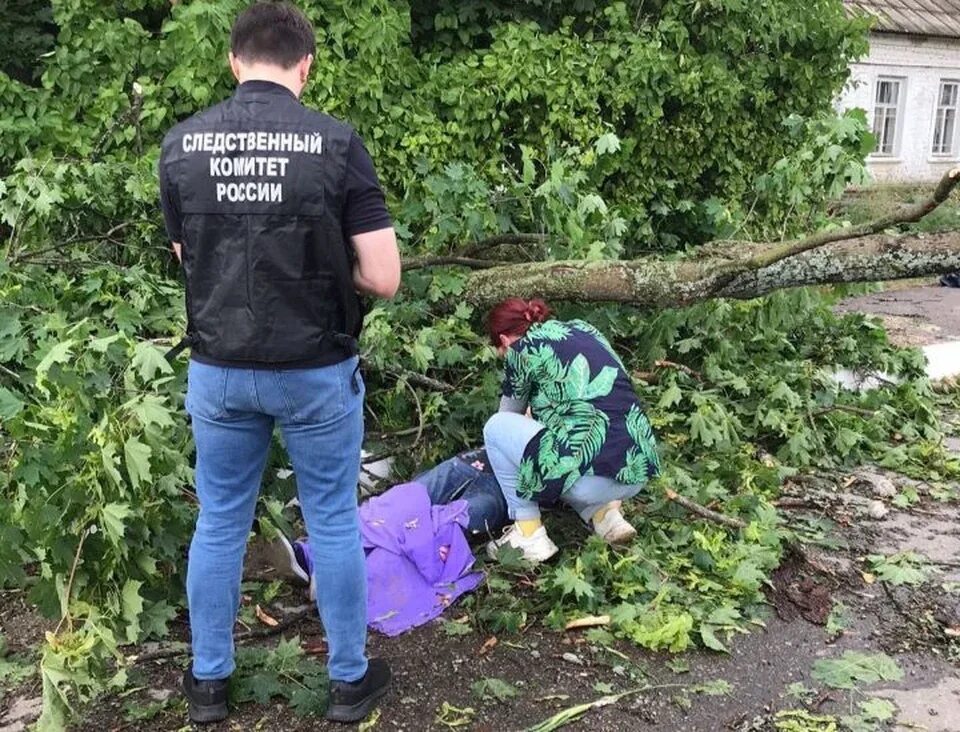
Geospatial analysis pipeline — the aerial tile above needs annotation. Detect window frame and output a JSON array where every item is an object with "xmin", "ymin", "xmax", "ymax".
[
  {"xmin": 931, "ymin": 79, "xmax": 960, "ymax": 158},
  {"xmin": 871, "ymin": 76, "xmax": 906, "ymax": 158}
]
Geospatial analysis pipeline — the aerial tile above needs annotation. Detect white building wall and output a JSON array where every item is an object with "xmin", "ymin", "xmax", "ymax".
[{"xmin": 837, "ymin": 32, "xmax": 960, "ymax": 182}]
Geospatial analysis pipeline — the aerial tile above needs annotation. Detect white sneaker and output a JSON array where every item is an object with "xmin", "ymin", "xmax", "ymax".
[
  {"xmin": 593, "ymin": 506, "xmax": 637, "ymax": 545},
  {"xmin": 486, "ymin": 524, "xmax": 559, "ymax": 564}
]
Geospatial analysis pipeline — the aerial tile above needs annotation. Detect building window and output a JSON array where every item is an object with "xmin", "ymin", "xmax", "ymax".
[
  {"xmin": 932, "ymin": 80, "xmax": 960, "ymax": 156},
  {"xmin": 872, "ymin": 77, "xmax": 904, "ymax": 157}
]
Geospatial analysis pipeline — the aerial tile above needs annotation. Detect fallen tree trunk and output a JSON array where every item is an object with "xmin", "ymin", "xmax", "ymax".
[
  {"xmin": 463, "ymin": 168, "xmax": 960, "ymax": 306},
  {"xmin": 466, "ymin": 231, "xmax": 960, "ymax": 307}
]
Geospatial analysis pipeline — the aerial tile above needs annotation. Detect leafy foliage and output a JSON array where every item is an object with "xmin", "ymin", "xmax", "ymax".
[
  {"xmin": 470, "ymin": 677, "xmax": 519, "ymax": 703},
  {"xmin": 811, "ymin": 651, "xmax": 903, "ymax": 691},
  {"xmin": 866, "ymin": 552, "xmax": 930, "ymax": 587},
  {"xmin": 0, "ymin": 0, "xmax": 951, "ymax": 725},
  {"xmin": 230, "ymin": 636, "xmax": 329, "ymax": 717}
]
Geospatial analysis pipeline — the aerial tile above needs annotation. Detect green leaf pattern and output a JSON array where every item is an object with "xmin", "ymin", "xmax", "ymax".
[{"xmin": 508, "ymin": 321, "xmax": 660, "ymax": 500}]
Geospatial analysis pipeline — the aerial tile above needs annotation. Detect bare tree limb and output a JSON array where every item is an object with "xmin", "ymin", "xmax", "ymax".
[
  {"xmin": 662, "ymin": 487, "xmax": 748, "ymax": 530},
  {"xmin": 403, "ymin": 256, "xmax": 509, "ymax": 271}
]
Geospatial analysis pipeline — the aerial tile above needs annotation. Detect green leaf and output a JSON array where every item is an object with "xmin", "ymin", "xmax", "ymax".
[
  {"xmin": 471, "ymin": 677, "xmax": 518, "ymax": 703},
  {"xmin": 595, "ymin": 132, "xmax": 621, "ymax": 156},
  {"xmin": 441, "ymin": 620, "xmax": 473, "ymax": 637},
  {"xmin": 121, "ymin": 580, "xmax": 144, "ymax": 643},
  {"xmin": 811, "ymin": 651, "xmax": 903, "ymax": 690},
  {"xmin": 552, "ymin": 564, "xmax": 595, "ymax": 602},
  {"xmin": 131, "ymin": 342, "xmax": 174, "ymax": 383},
  {"xmin": 100, "ymin": 503, "xmax": 132, "ymax": 543},
  {"xmin": 699, "ymin": 624, "xmax": 728, "ymax": 653},
  {"xmin": 129, "ymin": 394, "xmax": 175, "ymax": 428},
  {"xmin": 689, "ymin": 410, "xmax": 722, "ymax": 447},
  {"xmin": 0, "ymin": 386, "xmax": 25, "ymax": 419},
  {"xmin": 101, "ymin": 443, "xmax": 124, "ymax": 488},
  {"xmin": 657, "ymin": 383, "xmax": 683, "ymax": 409},
  {"xmin": 692, "ymin": 679, "xmax": 733, "ymax": 696},
  {"xmin": 867, "ymin": 552, "xmax": 929, "ymax": 586},
  {"xmin": 857, "ymin": 697, "xmax": 896, "ymax": 722},
  {"xmin": 35, "ymin": 339, "xmax": 74, "ymax": 391},
  {"xmin": 123, "ymin": 437, "xmax": 152, "ymax": 490}
]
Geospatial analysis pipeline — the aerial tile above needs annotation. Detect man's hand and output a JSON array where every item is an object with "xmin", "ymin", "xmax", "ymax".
[
  {"xmin": 172, "ymin": 242, "xmax": 182, "ymax": 263},
  {"xmin": 351, "ymin": 227, "xmax": 400, "ymax": 299}
]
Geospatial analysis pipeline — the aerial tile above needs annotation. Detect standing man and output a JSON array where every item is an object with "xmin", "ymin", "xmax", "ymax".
[{"xmin": 158, "ymin": 3, "xmax": 400, "ymax": 724}]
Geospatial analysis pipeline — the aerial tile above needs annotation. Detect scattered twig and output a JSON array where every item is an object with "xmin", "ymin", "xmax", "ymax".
[
  {"xmin": 663, "ymin": 487, "xmax": 748, "ymax": 530},
  {"xmin": 523, "ymin": 686, "xmax": 670, "ymax": 732},
  {"xmin": 402, "ymin": 371, "xmax": 456, "ymax": 393},
  {"xmin": 362, "ymin": 450, "xmax": 397, "ymax": 466},
  {"xmin": 399, "ymin": 377, "xmax": 425, "ymax": 448},
  {"xmin": 55, "ymin": 526, "xmax": 92, "ymax": 635},
  {"xmin": 812, "ymin": 405, "xmax": 876, "ymax": 418},
  {"xmin": 470, "ymin": 233, "xmax": 549, "ymax": 250},
  {"xmin": 564, "ymin": 615, "xmax": 611, "ymax": 631},
  {"xmin": 369, "ymin": 426, "xmax": 424, "ymax": 441},
  {"xmin": 130, "ymin": 606, "xmax": 316, "ymax": 665},
  {"xmin": 633, "ymin": 359, "xmax": 703, "ymax": 384}
]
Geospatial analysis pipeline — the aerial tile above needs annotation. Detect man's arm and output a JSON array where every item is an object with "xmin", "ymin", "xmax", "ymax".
[
  {"xmin": 341, "ymin": 132, "xmax": 399, "ymax": 300},
  {"xmin": 351, "ymin": 227, "xmax": 400, "ymax": 299}
]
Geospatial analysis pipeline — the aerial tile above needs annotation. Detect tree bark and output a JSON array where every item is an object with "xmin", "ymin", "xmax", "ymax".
[{"xmin": 466, "ymin": 231, "xmax": 960, "ymax": 307}]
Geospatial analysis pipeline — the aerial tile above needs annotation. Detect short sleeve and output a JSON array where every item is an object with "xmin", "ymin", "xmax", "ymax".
[
  {"xmin": 342, "ymin": 132, "xmax": 393, "ymax": 237},
  {"xmin": 501, "ymin": 344, "xmax": 534, "ymax": 405},
  {"xmin": 158, "ymin": 150, "xmax": 183, "ymax": 242}
]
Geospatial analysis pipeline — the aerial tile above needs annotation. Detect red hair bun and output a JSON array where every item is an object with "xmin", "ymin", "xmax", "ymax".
[{"xmin": 486, "ymin": 298, "xmax": 553, "ymax": 346}]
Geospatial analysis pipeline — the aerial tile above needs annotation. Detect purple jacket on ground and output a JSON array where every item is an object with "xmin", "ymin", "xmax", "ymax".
[{"xmin": 359, "ymin": 481, "xmax": 484, "ymax": 636}]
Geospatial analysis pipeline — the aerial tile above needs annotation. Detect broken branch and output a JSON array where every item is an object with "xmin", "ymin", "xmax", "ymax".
[{"xmin": 663, "ymin": 487, "xmax": 748, "ymax": 530}]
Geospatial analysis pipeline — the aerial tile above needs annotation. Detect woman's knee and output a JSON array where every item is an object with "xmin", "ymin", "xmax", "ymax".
[{"xmin": 483, "ymin": 412, "xmax": 510, "ymax": 447}]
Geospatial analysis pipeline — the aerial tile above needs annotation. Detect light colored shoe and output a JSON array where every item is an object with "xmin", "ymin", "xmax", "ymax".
[
  {"xmin": 486, "ymin": 524, "xmax": 559, "ymax": 563},
  {"xmin": 593, "ymin": 506, "xmax": 637, "ymax": 545}
]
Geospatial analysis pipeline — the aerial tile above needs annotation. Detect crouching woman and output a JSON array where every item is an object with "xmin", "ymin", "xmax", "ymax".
[{"xmin": 483, "ymin": 298, "xmax": 661, "ymax": 563}]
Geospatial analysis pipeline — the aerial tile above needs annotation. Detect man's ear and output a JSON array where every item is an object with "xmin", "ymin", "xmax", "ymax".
[
  {"xmin": 299, "ymin": 54, "xmax": 314, "ymax": 85},
  {"xmin": 228, "ymin": 52, "xmax": 241, "ymax": 82}
]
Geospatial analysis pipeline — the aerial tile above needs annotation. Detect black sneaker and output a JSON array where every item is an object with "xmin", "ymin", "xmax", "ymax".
[
  {"xmin": 182, "ymin": 669, "xmax": 229, "ymax": 723},
  {"xmin": 325, "ymin": 658, "xmax": 391, "ymax": 723}
]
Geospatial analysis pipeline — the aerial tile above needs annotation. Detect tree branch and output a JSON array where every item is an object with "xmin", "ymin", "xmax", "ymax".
[
  {"xmin": 736, "ymin": 166, "xmax": 960, "ymax": 273},
  {"xmin": 467, "ymin": 230, "xmax": 960, "ymax": 307},
  {"xmin": 403, "ymin": 256, "xmax": 509, "ymax": 271},
  {"xmin": 663, "ymin": 488, "xmax": 748, "ymax": 530},
  {"xmin": 466, "ymin": 169, "xmax": 960, "ymax": 306}
]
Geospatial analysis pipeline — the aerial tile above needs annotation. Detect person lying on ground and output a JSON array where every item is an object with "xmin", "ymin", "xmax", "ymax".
[
  {"xmin": 265, "ymin": 448, "xmax": 509, "ymax": 599},
  {"xmin": 481, "ymin": 298, "xmax": 662, "ymax": 563}
]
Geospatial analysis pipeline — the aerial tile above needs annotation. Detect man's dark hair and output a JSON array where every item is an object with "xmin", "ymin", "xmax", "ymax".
[{"xmin": 230, "ymin": 2, "xmax": 316, "ymax": 69}]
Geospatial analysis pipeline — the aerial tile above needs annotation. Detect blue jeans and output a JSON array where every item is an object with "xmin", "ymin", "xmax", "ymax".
[
  {"xmin": 414, "ymin": 452, "xmax": 508, "ymax": 535},
  {"xmin": 185, "ymin": 358, "xmax": 367, "ymax": 683},
  {"xmin": 483, "ymin": 412, "xmax": 644, "ymax": 522}
]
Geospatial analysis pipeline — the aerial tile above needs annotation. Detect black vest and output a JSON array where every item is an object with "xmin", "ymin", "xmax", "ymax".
[{"xmin": 160, "ymin": 82, "xmax": 362, "ymax": 367}]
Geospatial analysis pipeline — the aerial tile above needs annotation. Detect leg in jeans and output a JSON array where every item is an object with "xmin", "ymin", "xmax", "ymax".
[
  {"xmin": 561, "ymin": 475, "xmax": 645, "ymax": 522},
  {"xmin": 270, "ymin": 359, "xmax": 367, "ymax": 683},
  {"xmin": 483, "ymin": 411, "xmax": 547, "ymax": 521},
  {"xmin": 186, "ymin": 363, "xmax": 273, "ymax": 680},
  {"xmin": 414, "ymin": 456, "xmax": 508, "ymax": 535}
]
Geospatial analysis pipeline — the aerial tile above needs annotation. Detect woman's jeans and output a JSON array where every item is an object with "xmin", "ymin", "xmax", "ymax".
[
  {"xmin": 185, "ymin": 358, "xmax": 366, "ymax": 683},
  {"xmin": 483, "ymin": 412, "xmax": 644, "ymax": 522}
]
